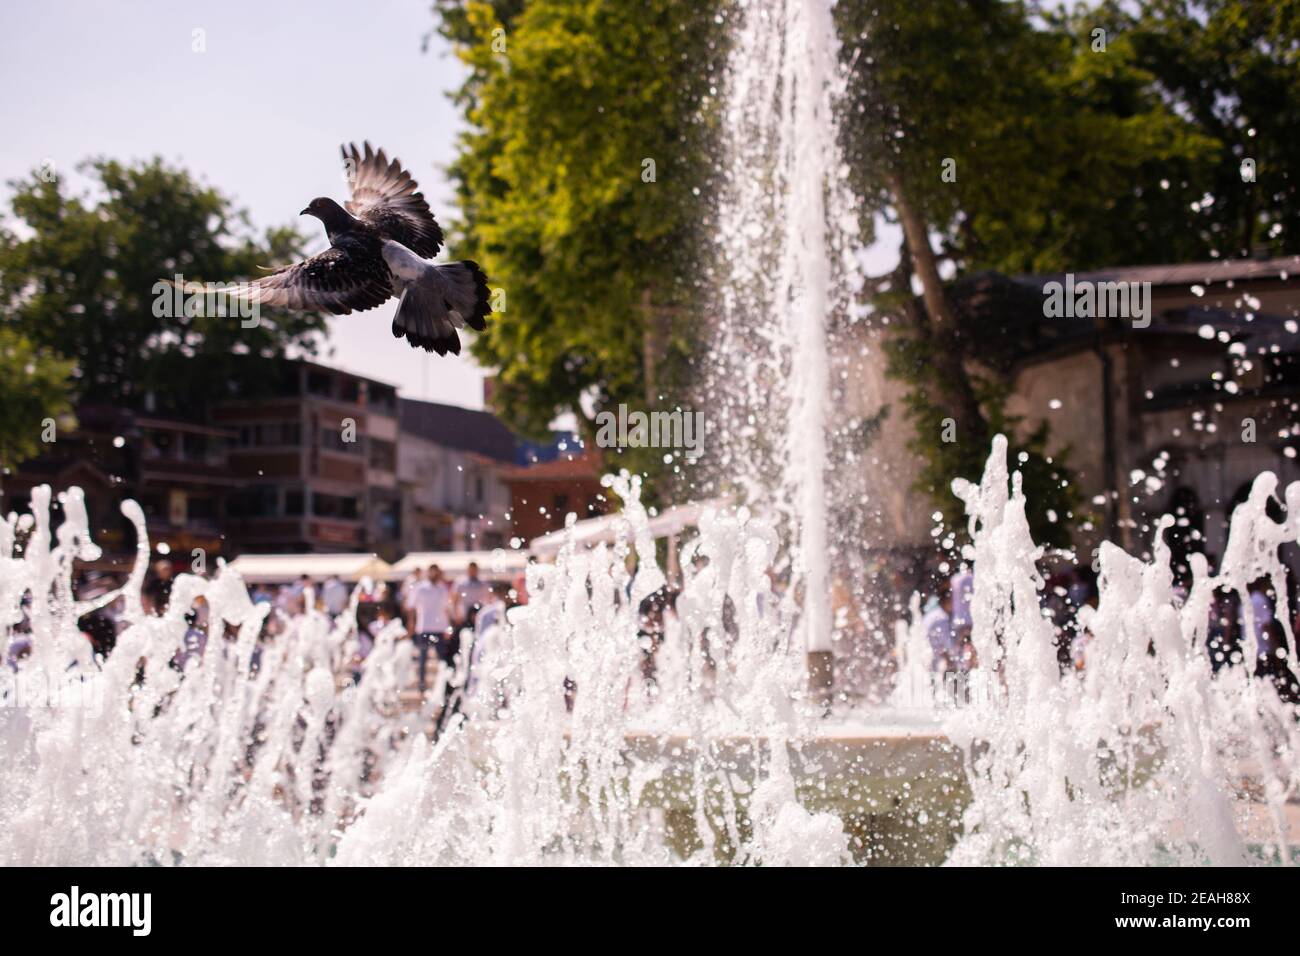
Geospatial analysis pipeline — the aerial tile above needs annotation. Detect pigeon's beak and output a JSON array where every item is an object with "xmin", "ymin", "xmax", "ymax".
[{"xmin": 300, "ymin": 207, "xmax": 311, "ymax": 216}]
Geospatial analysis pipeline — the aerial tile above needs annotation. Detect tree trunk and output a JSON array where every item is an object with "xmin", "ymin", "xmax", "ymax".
[
  {"xmin": 887, "ymin": 172, "xmax": 987, "ymax": 434},
  {"xmin": 640, "ymin": 287, "xmax": 660, "ymax": 406}
]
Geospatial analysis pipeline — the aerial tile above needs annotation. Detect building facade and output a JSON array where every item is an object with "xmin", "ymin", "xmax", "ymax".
[
  {"xmin": 500, "ymin": 450, "xmax": 605, "ymax": 544},
  {"xmin": 840, "ymin": 255, "xmax": 1300, "ymax": 571},
  {"xmin": 210, "ymin": 361, "xmax": 402, "ymax": 557},
  {"xmin": 396, "ymin": 398, "xmax": 516, "ymax": 553}
]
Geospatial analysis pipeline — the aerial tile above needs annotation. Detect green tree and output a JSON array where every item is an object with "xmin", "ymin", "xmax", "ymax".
[
  {"xmin": 0, "ymin": 328, "xmax": 75, "ymax": 471},
  {"xmin": 835, "ymin": 0, "xmax": 1218, "ymax": 543},
  {"xmin": 0, "ymin": 157, "xmax": 319, "ymax": 416},
  {"xmin": 1103, "ymin": 0, "xmax": 1300, "ymax": 258},
  {"xmin": 433, "ymin": 0, "xmax": 724, "ymax": 494}
]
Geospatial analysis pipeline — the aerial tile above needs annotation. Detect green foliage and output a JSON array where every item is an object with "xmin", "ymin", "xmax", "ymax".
[
  {"xmin": 832, "ymin": 0, "xmax": 1228, "ymax": 545},
  {"xmin": 432, "ymin": 0, "xmax": 1300, "ymax": 543},
  {"xmin": 433, "ymin": 0, "xmax": 724, "ymax": 452},
  {"xmin": 1099, "ymin": 0, "xmax": 1300, "ymax": 258},
  {"xmin": 837, "ymin": 0, "xmax": 1220, "ymax": 274},
  {"xmin": 0, "ymin": 328, "xmax": 75, "ymax": 471},
  {"xmin": 0, "ymin": 157, "xmax": 320, "ymax": 416}
]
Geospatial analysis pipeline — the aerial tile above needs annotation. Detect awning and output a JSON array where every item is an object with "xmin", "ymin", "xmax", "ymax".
[
  {"xmin": 387, "ymin": 549, "xmax": 528, "ymax": 581},
  {"xmin": 528, "ymin": 499, "xmax": 730, "ymax": 558},
  {"xmin": 224, "ymin": 552, "xmax": 391, "ymax": 584}
]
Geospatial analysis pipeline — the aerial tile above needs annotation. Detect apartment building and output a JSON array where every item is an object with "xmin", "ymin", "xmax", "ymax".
[
  {"xmin": 396, "ymin": 398, "xmax": 516, "ymax": 552},
  {"xmin": 210, "ymin": 360, "xmax": 402, "ymax": 557}
]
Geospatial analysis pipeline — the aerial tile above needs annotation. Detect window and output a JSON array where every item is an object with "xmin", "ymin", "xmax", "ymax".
[
  {"xmin": 312, "ymin": 492, "xmax": 359, "ymax": 520},
  {"xmin": 181, "ymin": 432, "xmax": 210, "ymax": 461},
  {"xmin": 285, "ymin": 490, "xmax": 304, "ymax": 516},
  {"xmin": 368, "ymin": 438, "xmax": 396, "ymax": 472},
  {"xmin": 376, "ymin": 500, "xmax": 400, "ymax": 539},
  {"xmin": 239, "ymin": 423, "xmax": 300, "ymax": 447},
  {"xmin": 228, "ymin": 485, "xmax": 278, "ymax": 518},
  {"xmin": 186, "ymin": 496, "xmax": 215, "ymax": 521},
  {"xmin": 554, "ymin": 494, "xmax": 569, "ymax": 516},
  {"xmin": 145, "ymin": 431, "xmax": 174, "ymax": 459},
  {"xmin": 273, "ymin": 423, "xmax": 301, "ymax": 446},
  {"xmin": 139, "ymin": 493, "xmax": 165, "ymax": 519},
  {"xmin": 369, "ymin": 384, "xmax": 397, "ymax": 416}
]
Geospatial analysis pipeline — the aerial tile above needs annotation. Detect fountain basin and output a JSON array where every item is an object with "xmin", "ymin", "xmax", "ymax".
[{"xmin": 460, "ymin": 722, "xmax": 970, "ymax": 864}]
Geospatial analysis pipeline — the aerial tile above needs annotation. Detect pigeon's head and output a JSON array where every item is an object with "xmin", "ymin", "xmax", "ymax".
[{"xmin": 300, "ymin": 197, "xmax": 351, "ymax": 228}]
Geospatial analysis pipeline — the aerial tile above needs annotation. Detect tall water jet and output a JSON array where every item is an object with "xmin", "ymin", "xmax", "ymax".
[{"xmin": 706, "ymin": 0, "xmax": 863, "ymax": 687}]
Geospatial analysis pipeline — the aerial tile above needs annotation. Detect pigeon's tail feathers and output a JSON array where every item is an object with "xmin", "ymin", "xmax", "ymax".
[
  {"xmin": 434, "ymin": 260, "xmax": 491, "ymax": 332},
  {"xmin": 391, "ymin": 280, "xmax": 460, "ymax": 356}
]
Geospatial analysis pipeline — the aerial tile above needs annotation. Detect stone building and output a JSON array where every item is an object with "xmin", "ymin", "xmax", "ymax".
[
  {"xmin": 843, "ymin": 254, "xmax": 1300, "ymax": 570},
  {"xmin": 1, "ymin": 404, "xmax": 235, "ymax": 568},
  {"xmin": 3, "ymin": 358, "xmax": 612, "ymax": 568},
  {"xmin": 396, "ymin": 398, "xmax": 516, "ymax": 553}
]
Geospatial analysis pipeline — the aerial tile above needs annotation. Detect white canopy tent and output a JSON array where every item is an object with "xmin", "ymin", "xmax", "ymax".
[
  {"xmin": 223, "ymin": 552, "xmax": 391, "ymax": 585},
  {"xmin": 528, "ymin": 499, "xmax": 730, "ymax": 562},
  {"xmin": 386, "ymin": 549, "xmax": 528, "ymax": 582}
]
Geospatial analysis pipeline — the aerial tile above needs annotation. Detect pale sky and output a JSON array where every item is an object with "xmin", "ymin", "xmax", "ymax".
[{"xmin": 0, "ymin": 0, "xmax": 488, "ymax": 409}]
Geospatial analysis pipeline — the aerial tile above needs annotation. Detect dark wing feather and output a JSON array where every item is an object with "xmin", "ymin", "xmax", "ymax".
[
  {"xmin": 234, "ymin": 235, "xmax": 393, "ymax": 315},
  {"xmin": 341, "ymin": 141, "xmax": 444, "ymax": 258}
]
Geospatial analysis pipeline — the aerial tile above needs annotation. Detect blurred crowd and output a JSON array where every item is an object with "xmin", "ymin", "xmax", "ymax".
[
  {"xmin": 4, "ymin": 558, "xmax": 525, "ymax": 722},
  {"xmin": 6, "ymin": 549, "xmax": 1299, "ymax": 717},
  {"xmin": 911, "ymin": 558, "xmax": 1300, "ymax": 705}
]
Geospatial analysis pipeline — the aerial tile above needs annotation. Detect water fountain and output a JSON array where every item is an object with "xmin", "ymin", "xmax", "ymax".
[
  {"xmin": 6, "ymin": 436, "xmax": 1298, "ymax": 864},
  {"xmin": 705, "ymin": 0, "xmax": 869, "ymax": 696},
  {"xmin": 2, "ymin": 0, "xmax": 1299, "ymax": 865}
]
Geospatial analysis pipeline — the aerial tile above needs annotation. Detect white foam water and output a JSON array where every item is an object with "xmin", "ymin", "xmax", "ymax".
[
  {"xmin": 0, "ymin": 486, "xmax": 418, "ymax": 865},
  {"xmin": 945, "ymin": 437, "xmax": 1300, "ymax": 866},
  {"xmin": 704, "ymin": 0, "xmax": 863, "ymax": 657},
  {"xmin": 0, "ymin": 474, "xmax": 853, "ymax": 865},
  {"xmin": 3, "ymin": 444, "xmax": 1298, "ymax": 865}
]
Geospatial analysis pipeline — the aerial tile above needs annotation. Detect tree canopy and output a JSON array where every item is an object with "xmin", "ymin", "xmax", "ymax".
[
  {"xmin": 434, "ymin": 0, "xmax": 724, "ymax": 450},
  {"xmin": 0, "ymin": 157, "xmax": 319, "ymax": 424},
  {"xmin": 435, "ymin": 0, "xmax": 1300, "ymax": 542},
  {"xmin": 0, "ymin": 328, "xmax": 75, "ymax": 472}
]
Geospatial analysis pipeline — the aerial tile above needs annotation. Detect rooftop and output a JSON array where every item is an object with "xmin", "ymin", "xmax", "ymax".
[
  {"xmin": 1019, "ymin": 254, "xmax": 1300, "ymax": 291},
  {"xmin": 398, "ymin": 398, "xmax": 519, "ymax": 463},
  {"xmin": 946, "ymin": 257, "xmax": 1300, "ymax": 371}
]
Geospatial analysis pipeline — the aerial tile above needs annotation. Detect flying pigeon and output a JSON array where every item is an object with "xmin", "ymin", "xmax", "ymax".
[{"xmin": 220, "ymin": 142, "xmax": 489, "ymax": 355}]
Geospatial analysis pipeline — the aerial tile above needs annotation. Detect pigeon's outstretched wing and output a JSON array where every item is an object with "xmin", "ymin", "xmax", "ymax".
[
  {"xmin": 227, "ymin": 234, "xmax": 394, "ymax": 315},
  {"xmin": 341, "ymin": 141, "xmax": 444, "ymax": 258}
]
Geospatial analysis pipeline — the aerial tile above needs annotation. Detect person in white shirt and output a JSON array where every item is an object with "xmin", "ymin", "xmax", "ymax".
[
  {"xmin": 399, "ymin": 567, "xmax": 424, "ymax": 613},
  {"xmin": 406, "ymin": 566, "xmax": 451, "ymax": 695},
  {"xmin": 452, "ymin": 562, "xmax": 493, "ymax": 628},
  {"xmin": 322, "ymin": 575, "xmax": 350, "ymax": 618}
]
